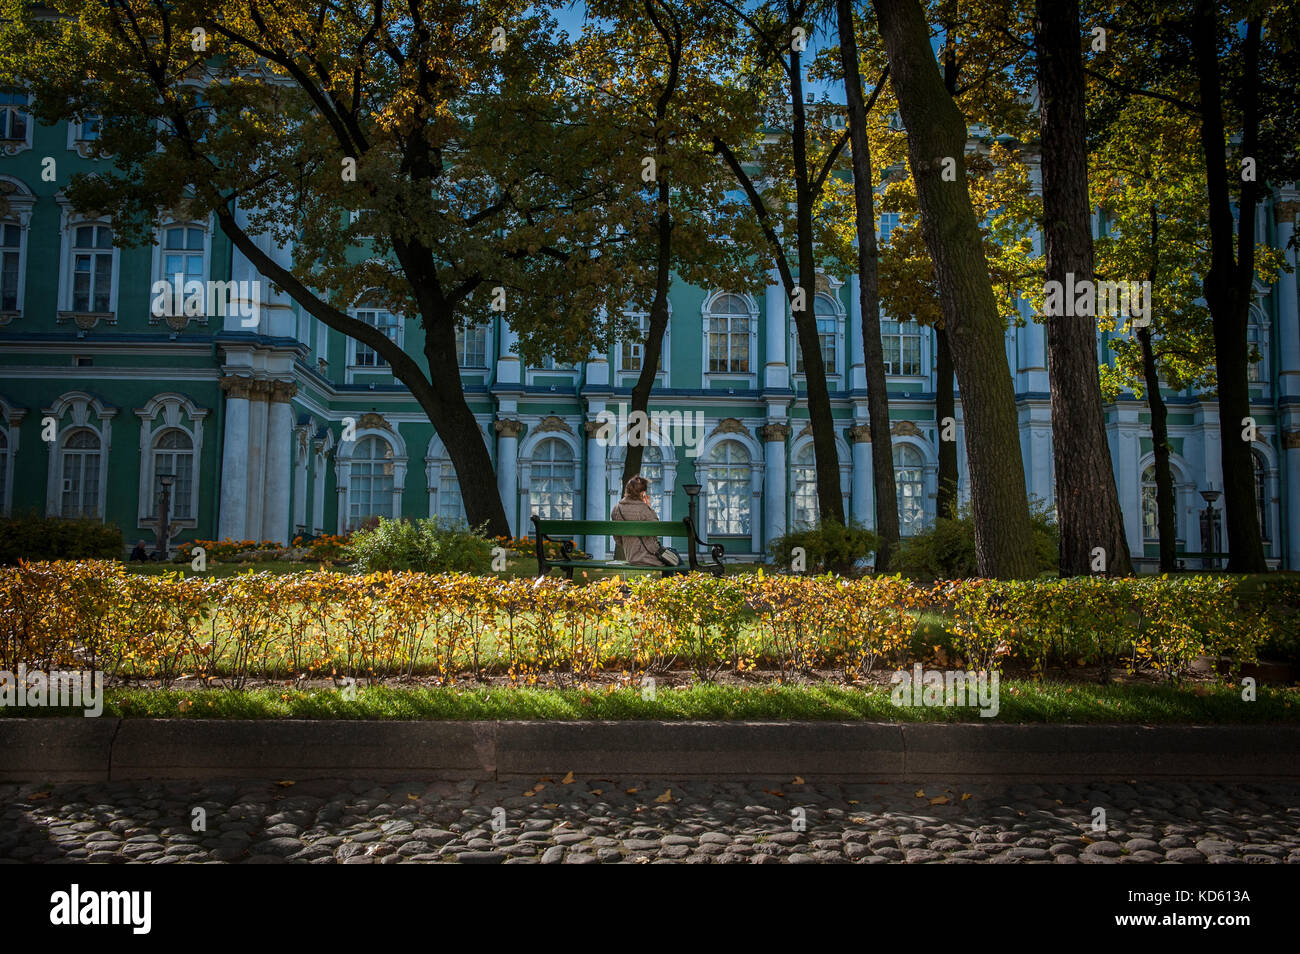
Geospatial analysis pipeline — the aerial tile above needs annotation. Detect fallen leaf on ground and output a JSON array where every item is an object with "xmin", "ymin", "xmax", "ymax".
[
  {"xmin": 654, "ymin": 789, "xmax": 673, "ymax": 803},
  {"xmin": 626, "ymin": 788, "xmax": 639, "ymax": 794},
  {"xmin": 929, "ymin": 796, "xmax": 950, "ymax": 805},
  {"xmin": 961, "ymin": 793, "xmax": 972, "ymax": 801},
  {"xmin": 915, "ymin": 789, "xmax": 926, "ymax": 798},
  {"xmin": 276, "ymin": 780, "xmax": 295, "ymax": 788},
  {"xmin": 561, "ymin": 771, "xmax": 575, "ymax": 784}
]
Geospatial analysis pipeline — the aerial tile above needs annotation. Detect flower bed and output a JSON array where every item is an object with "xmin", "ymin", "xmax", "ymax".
[{"xmin": 0, "ymin": 562, "xmax": 1293, "ymax": 688}]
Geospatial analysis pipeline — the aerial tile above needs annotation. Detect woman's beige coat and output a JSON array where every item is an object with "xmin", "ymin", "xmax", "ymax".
[{"xmin": 610, "ymin": 498, "xmax": 664, "ymax": 565}]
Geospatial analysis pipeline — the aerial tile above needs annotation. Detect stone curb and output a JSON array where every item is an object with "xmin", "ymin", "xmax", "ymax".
[{"xmin": 0, "ymin": 719, "xmax": 1297, "ymax": 782}]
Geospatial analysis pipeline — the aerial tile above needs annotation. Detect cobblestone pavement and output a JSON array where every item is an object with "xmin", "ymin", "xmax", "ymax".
[{"xmin": 2, "ymin": 778, "xmax": 1298, "ymax": 864}]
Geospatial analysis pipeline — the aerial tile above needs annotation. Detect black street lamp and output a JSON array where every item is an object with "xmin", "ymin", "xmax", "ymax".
[
  {"xmin": 156, "ymin": 473, "xmax": 175, "ymax": 560},
  {"xmin": 682, "ymin": 483, "xmax": 702, "ymax": 533},
  {"xmin": 1199, "ymin": 487, "xmax": 1221, "ymax": 571}
]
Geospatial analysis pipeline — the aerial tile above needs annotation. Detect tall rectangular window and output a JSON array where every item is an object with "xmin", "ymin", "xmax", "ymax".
[
  {"xmin": 0, "ymin": 91, "xmax": 28, "ymax": 142},
  {"xmin": 71, "ymin": 224, "xmax": 114, "ymax": 313},
  {"xmin": 353, "ymin": 308, "xmax": 400, "ymax": 367},
  {"xmin": 0, "ymin": 223, "xmax": 21, "ymax": 312},
  {"xmin": 882, "ymin": 318, "xmax": 921, "ymax": 376},
  {"xmin": 456, "ymin": 325, "xmax": 488, "ymax": 368}
]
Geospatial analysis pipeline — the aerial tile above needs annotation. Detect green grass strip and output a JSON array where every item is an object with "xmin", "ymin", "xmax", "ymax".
[{"xmin": 3, "ymin": 681, "xmax": 1297, "ymax": 723}]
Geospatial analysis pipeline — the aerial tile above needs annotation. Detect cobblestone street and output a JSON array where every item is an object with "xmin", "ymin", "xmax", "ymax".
[{"xmin": 3, "ymin": 778, "xmax": 1299, "ymax": 864}]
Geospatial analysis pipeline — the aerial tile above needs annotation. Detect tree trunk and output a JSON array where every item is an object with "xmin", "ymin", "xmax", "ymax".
[
  {"xmin": 1138, "ymin": 327, "xmax": 1177, "ymax": 571},
  {"xmin": 873, "ymin": 0, "xmax": 1036, "ymax": 578},
  {"xmin": 1192, "ymin": 2, "xmax": 1267, "ymax": 572},
  {"xmin": 621, "ymin": 175, "xmax": 673, "ymax": 492},
  {"xmin": 836, "ymin": 0, "xmax": 899, "ymax": 567},
  {"xmin": 213, "ymin": 205, "xmax": 511, "ymax": 539},
  {"xmin": 1034, "ymin": 0, "xmax": 1132, "ymax": 576},
  {"xmin": 422, "ymin": 312, "xmax": 512, "ymax": 538},
  {"xmin": 790, "ymin": 42, "xmax": 847, "ymax": 527},
  {"xmin": 935, "ymin": 324, "xmax": 958, "ymax": 518}
]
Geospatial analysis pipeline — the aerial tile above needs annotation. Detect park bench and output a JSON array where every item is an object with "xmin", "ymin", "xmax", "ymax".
[
  {"xmin": 1174, "ymin": 551, "xmax": 1231, "ymax": 570},
  {"xmin": 530, "ymin": 515, "xmax": 725, "ymax": 579}
]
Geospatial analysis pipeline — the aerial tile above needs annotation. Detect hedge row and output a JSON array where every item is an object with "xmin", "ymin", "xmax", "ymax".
[{"xmin": 0, "ymin": 562, "xmax": 1294, "ymax": 687}]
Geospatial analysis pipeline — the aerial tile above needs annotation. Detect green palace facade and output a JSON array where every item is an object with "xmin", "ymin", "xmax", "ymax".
[{"xmin": 2, "ymin": 102, "xmax": 1299, "ymax": 568}]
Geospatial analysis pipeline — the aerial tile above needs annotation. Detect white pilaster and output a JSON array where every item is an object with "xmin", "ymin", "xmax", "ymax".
[
  {"xmin": 760, "ymin": 423, "xmax": 790, "ymax": 558},
  {"xmin": 584, "ymin": 420, "xmax": 608, "ymax": 558},
  {"xmin": 850, "ymin": 424, "xmax": 872, "ymax": 526},
  {"xmin": 262, "ymin": 382, "xmax": 295, "ymax": 544},
  {"xmin": 849, "ymin": 275, "xmax": 867, "ymax": 391},
  {"xmin": 218, "ymin": 376, "xmax": 251, "ymax": 540},
  {"xmin": 764, "ymin": 270, "xmax": 789, "ymax": 390},
  {"xmin": 495, "ymin": 418, "xmax": 522, "ymax": 537}
]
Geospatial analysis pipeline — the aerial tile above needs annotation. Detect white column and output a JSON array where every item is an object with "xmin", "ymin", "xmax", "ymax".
[
  {"xmin": 311, "ymin": 441, "xmax": 327, "ymax": 534},
  {"xmin": 751, "ymin": 461, "xmax": 765, "ymax": 556},
  {"xmin": 1276, "ymin": 201, "xmax": 1299, "ymax": 398},
  {"xmin": 584, "ymin": 420, "xmax": 608, "ymax": 558},
  {"xmin": 218, "ymin": 375, "xmax": 251, "ymax": 540},
  {"xmin": 245, "ymin": 380, "xmax": 270, "ymax": 540},
  {"xmin": 495, "ymin": 419, "xmax": 522, "ymax": 536},
  {"xmin": 764, "ymin": 270, "xmax": 789, "ymax": 390},
  {"xmin": 497, "ymin": 321, "xmax": 521, "ymax": 386},
  {"xmin": 1285, "ymin": 427, "xmax": 1300, "ymax": 570},
  {"xmin": 849, "ymin": 275, "xmax": 867, "ymax": 391},
  {"xmin": 850, "ymin": 424, "xmax": 872, "ymax": 527},
  {"xmin": 760, "ymin": 424, "xmax": 787, "ymax": 556},
  {"xmin": 292, "ymin": 430, "xmax": 308, "ymax": 536},
  {"xmin": 1110, "ymin": 405, "xmax": 1144, "ymax": 558},
  {"xmin": 262, "ymin": 381, "xmax": 295, "ymax": 544}
]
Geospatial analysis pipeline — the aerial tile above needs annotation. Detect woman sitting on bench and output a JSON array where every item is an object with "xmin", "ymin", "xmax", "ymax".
[{"xmin": 611, "ymin": 475, "xmax": 667, "ymax": 566}]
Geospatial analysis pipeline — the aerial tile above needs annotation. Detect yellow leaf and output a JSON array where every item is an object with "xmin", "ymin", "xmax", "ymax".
[
  {"xmin": 561, "ymin": 771, "xmax": 575, "ymax": 784},
  {"xmin": 915, "ymin": 789, "xmax": 926, "ymax": 798},
  {"xmin": 929, "ymin": 796, "xmax": 949, "ymax": 805},
  {"xmin": 543, "ymin": 803, "xmax": 558, "ymax": 809},
  {"xmin": 626, "ymin": 788, "xmax": 639, "ymax": 794},
  {"xmin": 654, "ymin": 789, "xmax": 673, "ymax": 803},
  {"xmin": 276, "ymin": 780, "xmax": 295, "ymax": 788},
  {"xmin": 961, "ymin": 793, "xmax": 972, "ymax": 801},
  {"xmin": 407, "ymin": 794, "xmax": 419, "ymax": 800},
  {"xmin": 591, "ymin": 789, "xmax": 603, "ymax": 795}
]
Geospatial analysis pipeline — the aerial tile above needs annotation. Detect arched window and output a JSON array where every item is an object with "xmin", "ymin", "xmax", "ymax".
[
  {"xmin": 706, "ymin": 440, "xmax": 751, "ymax": 536},
  {"xmin": 1253, "ymin": 452, "xmax": 1270, "ymax": 544},
  {"xmin": 151, "ymin": 429, "xmax": 195, "ymax": 520},
  {"xmin": 706, "ymin": 294, "xmax": 752, "ymax": 374},
  {"xmin": 1141, "ymin": 465, "xmax": 1159, "ymax": 542},
  {"xmin": 794, "ymin": 294, "xmax": 839, "ymax": 375},
  {"xmin": 436, "ymin": 458, "xmax": 466, "ymax": 524},
  {"xmin": 894, "ymin": 444, "xmax": 925, "ymax": 536},
  {"xmin": 791, "ymin": 444, "xmax": 818, "ymax": 528},
  {"xmin": 530, "ymin": 439, "xmax": 575, "ymax": 519},
  {"xmin": 882, "ymin": 318, "xmax": 921, "ymax": 376},
  {"xmin": 348, "ymin": 436, "xmax": 396, "ymax": 527},
  {"xmin": 60, "ymin": 428, "xmax": 101, "ymax": 518}
]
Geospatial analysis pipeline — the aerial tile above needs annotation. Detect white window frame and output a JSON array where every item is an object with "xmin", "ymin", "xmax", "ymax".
[
  {"xmin": 791, "ymin": 291, "xmax": 845, "ymax": 383},
  {"xmin": 0, "ymin": 89, "xmax": 32, "ymax": 156},
  {"xmin": 0, "ymin": 177, "xmax": 33, "ymax": 321},
  {"xmin": 149, "ymin": 217, "xmax": 212, "ymax": 326},
  {"xmin": 345, "ymin": 302, "xmax": 404, "ymax": 380},
  {"xmin": 616, "ymin": 306, "xmax": 670, "ymax": 380},
  {"xmin": 0, "ymin": 397, "xmax": 24, "ymax": 516},
  {"xmin": 524, "ymin": 436, "xmax": 578, "ymax": 521},
  {"xmin": 456, "ymin": 323, "xmax": 491, "ymax": 370},
  {"xmin": 334, "ymin": 428, "xmax": 407, "ymax": 533},
  {"xmin": 701, "ymin": 291, "xmax": 758, "ymax": 385},
  {"xmin": 882, "ymin": 316, "xmax": 923, "ymax": 377},
  {"xmin": 56, "ymin": 200, "xmax": 121, "ymax": 324},
  {"xmin": 43, "ymin": 392, "xmax": 116, "ymax": 521},
  {"xmin": 135, "ymin": 393, "xmax": 208, "ymax": 530}
]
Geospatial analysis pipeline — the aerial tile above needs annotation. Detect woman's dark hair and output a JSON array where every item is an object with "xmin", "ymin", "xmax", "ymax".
[{"xmin": 623, "ymin": 475, "xmax": 650, "ymax": 500}]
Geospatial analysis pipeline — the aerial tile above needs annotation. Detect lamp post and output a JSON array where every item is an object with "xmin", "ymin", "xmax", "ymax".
[
  {"xmin": 156, "ymin": 473, "xmax": 175, "ymax": 560},
  {"xmin": 1199, "ymin": 488, "xmax": 1221, "ymax": 571},
  {"xmin": 682, "ymin": 483, "xmax": 702, "ymax": 543}
]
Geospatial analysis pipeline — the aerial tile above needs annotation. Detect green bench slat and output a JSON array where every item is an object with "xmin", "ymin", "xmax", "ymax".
[{"xmin": 534, "ymin": 520, "xmax": 680, "ymax": 536}]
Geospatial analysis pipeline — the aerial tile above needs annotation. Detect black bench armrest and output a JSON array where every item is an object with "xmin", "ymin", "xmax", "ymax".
[
  {"xmin": 531, "ymin": 514, "xmax": 578, "ymax": 578},
  {"xmin": 683, "ymin": 515, "xmax": 725, "ymax": 577}
]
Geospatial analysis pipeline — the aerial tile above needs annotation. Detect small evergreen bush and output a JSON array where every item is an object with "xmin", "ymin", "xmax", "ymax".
[{"xmin": 344, "ymin": 515, "xmax": 494, "ymax": 573}]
